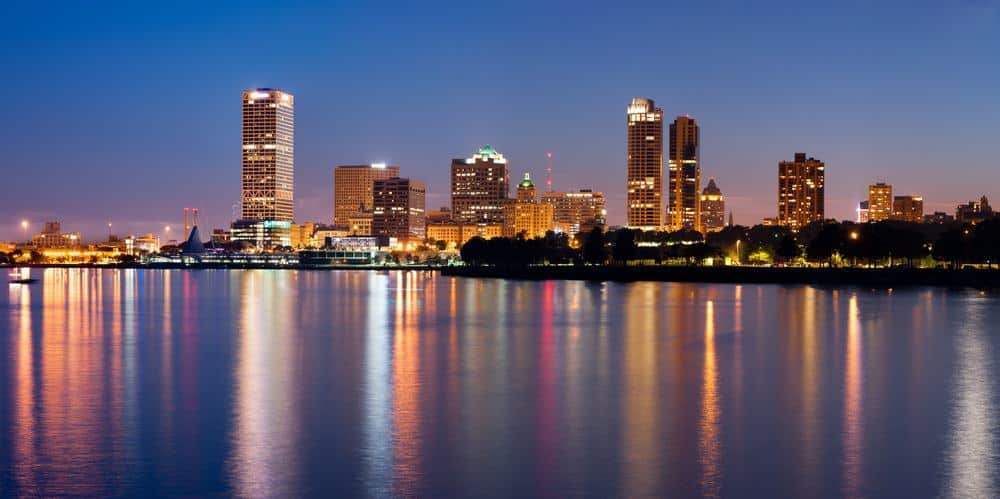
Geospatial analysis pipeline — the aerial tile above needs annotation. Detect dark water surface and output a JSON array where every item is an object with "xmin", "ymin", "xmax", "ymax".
[{"xmin": 1, "ymin": 269, "xmax": 998, "ymax": 498}]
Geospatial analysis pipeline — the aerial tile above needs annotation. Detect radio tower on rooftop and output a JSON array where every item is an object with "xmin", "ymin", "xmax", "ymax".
[{"xmin": 546, "ymin": 152, "xmax": 553, "ymax": 192}]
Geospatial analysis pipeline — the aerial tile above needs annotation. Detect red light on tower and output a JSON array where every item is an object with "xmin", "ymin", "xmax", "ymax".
[{"xmin": 546, "ymin": 152, "xmax": 553, "ymax": 193}]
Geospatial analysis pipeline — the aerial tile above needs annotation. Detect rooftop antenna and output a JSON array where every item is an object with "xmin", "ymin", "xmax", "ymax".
[{"xmin": 545, "ymin": 152, "xmax": 553, "ymax": 192}]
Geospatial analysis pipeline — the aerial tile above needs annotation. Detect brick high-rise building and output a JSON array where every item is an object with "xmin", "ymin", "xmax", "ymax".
[
  {"xmin": 241, "ymin": 89, "xmax": 294, "ymax": 221},
  {"xmin": 777, "ymin": 153, "xmax": 825, "ymax": 230},
  {"xmin": 626, "ymin": 98, "xmax": 664, "ymax": 230}
]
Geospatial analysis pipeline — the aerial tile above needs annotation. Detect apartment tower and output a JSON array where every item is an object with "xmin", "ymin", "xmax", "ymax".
[
  {"xmin": 626, "ymin": 98, "xmax": 664, "ymax": 230},
  {"xmin": 777, "ymin": 153, "xmax": 825, "ymax": 230}
]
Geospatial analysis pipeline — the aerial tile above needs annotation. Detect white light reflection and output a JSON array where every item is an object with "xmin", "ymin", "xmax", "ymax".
[{"xmin": 944, "ymin": 298, "xmax": 997, "ymax": 498}]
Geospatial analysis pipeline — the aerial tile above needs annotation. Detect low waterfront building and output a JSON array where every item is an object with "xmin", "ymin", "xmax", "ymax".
[
  {"xmin": 427, "ymin": 222, "xmax": 502, "ymax": 248},
  {"xmin": 290, "ymin": 222, "xmax": 317, "ymax": 249},
  {"xmin": 31, "ymin": 221, "xmax": 81, "ymax": 248},
  {"xmin": 540, "ymin": 189, "xmax": 607, "ymax": 236},
  {"xmin": 230, "ymin": 219, "xmax": 292, "ymax": 249},
  {"xmin": 125, "ymin": 233, "xmax": 160, "ymax": 255}
]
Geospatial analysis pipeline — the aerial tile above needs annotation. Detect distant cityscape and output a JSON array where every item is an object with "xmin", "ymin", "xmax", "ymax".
[{"xmin": 2, "ymin": 89, "xmax": 995, "ymax": 266}]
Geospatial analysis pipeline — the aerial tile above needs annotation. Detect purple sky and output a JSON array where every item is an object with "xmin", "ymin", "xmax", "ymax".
[{"xmin": 2, "ymin": 1, "xmax": 999, "ymax": 242}]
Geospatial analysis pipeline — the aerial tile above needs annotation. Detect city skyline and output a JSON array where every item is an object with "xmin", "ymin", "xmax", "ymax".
[{"xmin": 4, "ymin": 1, "xmax": 1000, "ymax": 240}]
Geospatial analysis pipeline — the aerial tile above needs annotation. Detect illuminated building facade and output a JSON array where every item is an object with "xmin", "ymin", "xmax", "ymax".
[
  {"xmin": 668, "ymin": 116, "xmax": 701, "ymax": 231},
  {"xmin": 503, "ymin": 173, "xmax": 554, "ymax": 238},
  {"xmin": 451, "ymin": 145, "xmax": 509, "ymax": 223},
  {"xmin": 891, "ymin": 195, "xmax": 924, "ymax": 223},
  {"xmin": 427, "ymin": 222, "xmax": 502, "ymax": 247},
  {"xmin": 700, "ymin": 178, "xmax": 724, "ymax": 232},
  {"xmin": 540, "ymin": 189, "xmax": 607, "ymax": 236},
  {"xmin": 125, "ymin": 233, "xmax": 160, "ymax": 254},
  {"xmin": 867, "ymin": 183, "xmax": 892, "ymax": 222},
  {"xmin": 373, "ymin": 177, "xmax": 426, "ymax": 242},
  {"xmin": 230, "ymin": 219, "xmax": 292, "ymax": 249},
  {"xmin": 241, "ymin": 89, "xmax": 294, "ymax": 221},
  {"xmin": 290, "ymin": 222, "xmax": 316, "ymax": 248},
  {"xmin": 857, "ymin": 200, "xmax": 870, "ymax": 223},
  {"xmin": 31, "ymin": 221, "xmax": 81, "ymax": 248},
  {"xmin": 626, "ymin": 98, "xmax": 664, "ymax": 230},
  {"xmin": 333, "ymin": 163, "xmax": 400, "ymax": 226},
  {"xmin": 777, "ymin": 152, "xmax": 825, "ymax": 230}
]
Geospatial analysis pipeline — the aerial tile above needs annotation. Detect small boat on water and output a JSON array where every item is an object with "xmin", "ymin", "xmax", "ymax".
[{"xmin": 8, "ymin": 269, "xmax": 37, "ymax": 284}]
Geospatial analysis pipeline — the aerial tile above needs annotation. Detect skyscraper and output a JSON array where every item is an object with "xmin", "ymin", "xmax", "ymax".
[
  {"xmin": 451, "ymin": 145, "xmax": 509, "ymax": 223},
  {"xmin": 668, "ymin": 116, "xmax": 701, "ymax": 231},
  {"xmin": 700, "ymin": 178, "xmax": 725, "ymax": 232},
  {"xmin": 867, "ymin": 183, "xmax": 892, "ymax": 222},
  {"xmin": 333, "ymin": 163, "xmax": 401, "ymax": 226},
  {"xmin": 373, "ymin": 177, "xmax": 426, "ymax": 242},
  {"xmin": 626, "ymin": 98, "xmax": 663, "ymax": 230},
  {"xmin": 777, "ymin": 153, "xmax": 825, "ymax": 230},
  {"xmin": 241, "ymin": 89, "xmax": 294, "ymax": 222}
]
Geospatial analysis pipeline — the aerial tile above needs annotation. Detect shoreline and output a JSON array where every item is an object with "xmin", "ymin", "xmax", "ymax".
[
  {"xmin": 440, "ymin": 265, "xmax": 1000, "ymax": 288},
  {"xmin": 8, "ymin": 263, "xmax": 1000, "ymax": 288}
]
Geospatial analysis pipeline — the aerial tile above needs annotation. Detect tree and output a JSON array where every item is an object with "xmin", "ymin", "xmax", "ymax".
[
  {"xmin": 776, "ymin": 234, "xmax": 799, "ymax": 264},
  {"xmin": 933, "ymin": 228, "xmax": 967, "ymax": 269},
  {"xmin": 434, "ymin": 240, "xmax": 448, "ymax": 252},
  {"xmin": 972, "ymin": 219, "xmax": 1000, "ymax": 267},
  {"xmin": 806, "ymin": 223, "xmax": 844, "ymax": 267},
  {"xmin": 460, "ymin": 237, "xmax": 488, "ymax": 266},
  {"xmin": 29, "ymin": 250, "xmax": 44, "ymax": 264},
  {"xmin": 582, "ymin": 227, "xmax": 608, "ymax": 265},
  {"xmin": 611, "ymin": 229, "xmax": 638, "ymax": 265}
]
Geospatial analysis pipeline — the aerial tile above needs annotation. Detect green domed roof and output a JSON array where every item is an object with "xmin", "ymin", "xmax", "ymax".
[{"xmin": 518, "ymin": 172, "xmax": 535, "ymax": 189}]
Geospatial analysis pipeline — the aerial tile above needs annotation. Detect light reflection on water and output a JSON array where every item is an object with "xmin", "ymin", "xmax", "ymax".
[{"xmin": 0, "ymin": 269, "xmax": 998, "ymax": 497}]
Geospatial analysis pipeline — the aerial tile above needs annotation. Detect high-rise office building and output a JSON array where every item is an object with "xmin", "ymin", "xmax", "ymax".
[
  {"xmin": 700, "ymin": 178, "xmax": 724, "ymax": 232},
  {"xmin": 451, "ymin": 145, "xmax": 509, "ymax": 223},
  {"xmin": 626, "ymin": 98, "xmax": 664, "ymax": 230},
  {"xmin": 541, "ymin": 189, "xmax": 607, "ymax": 236},
  {"xmin": 867, "ymin": 183, "xmax": 893, "ymax": 222},
  {"xmin": 891, "ymin": 195, "xmax": 924, "ymax": 223},
  {"xmin": 668, "ymin": 116, "xmax": 701, "ymax": 231},
  {"xmin": 241, "ymin": 89, "xmax": 294, "ymax": 221},
  {"xmin": 777, "ymin": 153, "xmax": 825, "ymax": 230},
  {"xmin": 373, "ymin": 177, "xmax": 426, "ymax": 242},
  {"xmin": 333, "ymin": 164, "xmax": 401, "ymax": 226}
]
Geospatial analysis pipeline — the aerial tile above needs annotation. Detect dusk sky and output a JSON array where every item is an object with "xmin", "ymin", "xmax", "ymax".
[{"xmin": 3, "ymin": 0, "xmax": 999, "ymax": 242}]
